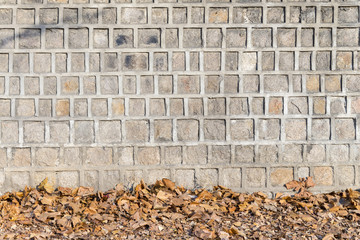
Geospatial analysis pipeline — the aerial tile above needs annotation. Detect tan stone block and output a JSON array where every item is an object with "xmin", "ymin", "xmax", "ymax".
[
  {"xmin": 16, "ymin": 99, "xmax": 35, "ymax": 117},
  {"xmin": 325, "ymin": 75, "xmax": 341, "ymax": 92},
  {"xmin": 336, "ymin": 51, "xmax": 352, "ymax": 70},
  {"xmin": 313, "ymin": 97, "xmax": 326, "ymax": 115},
  {"xmin": 269, "ymin": 97, "xmax": 283, "ymax": 115},
  {"xmin": 136, "ymin": 147, "xmax": 160, "ymax": 165},
  {"xmin": 306, "ymin": 75, "xmax": 320, "ymax": 93},
  {"xmin": 314, "ymin": 167, "xmax": 333, "ymax": 186},
  {"xmin": 112, "ymin": 98, "xmax": 125, "ymax": 116},
  {"xmin": 270, "ymin": 168, "xmax": 293, "ymax": 187},
  {"xmin": 35, "ymin": 148, "xmax": 59, "ymax": 167},
  {"xmin": 209, "ymin": 8, "xmax": 228, "ymax": 23},
  {"xmin": 55, "ymin": 99, "xmax": 70, "ymax": 116},
  {"xmin": 12, "ymin": 148, "xmax": 31, "ymax": 167}
]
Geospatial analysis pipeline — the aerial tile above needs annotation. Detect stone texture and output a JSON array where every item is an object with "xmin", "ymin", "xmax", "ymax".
[{"xmin": 270, "ymin": 168, "xmax": 293, "ymax": 187}]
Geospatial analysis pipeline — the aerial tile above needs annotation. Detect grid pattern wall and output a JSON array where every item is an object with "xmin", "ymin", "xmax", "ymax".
[{"xmin": 0, "ymin": 0, "xmax": 359, "ymax": 193}]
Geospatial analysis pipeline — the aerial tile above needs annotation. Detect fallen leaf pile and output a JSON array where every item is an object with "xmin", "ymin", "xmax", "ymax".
[{"xmin": 0, "ymin": 178, "xmax": 360, "ymax": 239}]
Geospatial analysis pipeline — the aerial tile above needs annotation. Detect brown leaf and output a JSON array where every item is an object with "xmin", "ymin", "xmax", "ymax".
[
  {"xmin": 305, "ymin": 177, "xmax": 315, "ymax": 189},
  {"xmin": 37, "ymin": 178, "xmax": 55, "ymax": 194},
  {"xmin": 162, "ymin": 178, "xmax": 176, "ymax": 191}
]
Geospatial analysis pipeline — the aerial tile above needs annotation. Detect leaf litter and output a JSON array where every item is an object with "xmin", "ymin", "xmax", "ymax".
[{"xmin": 0, "ymin": 177, "xmax": 360, "ymax": 239}]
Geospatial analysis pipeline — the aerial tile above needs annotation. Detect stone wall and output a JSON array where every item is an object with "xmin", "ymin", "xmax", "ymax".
[{"xmin": 0, "ymin": 0, "xmax": 359, "ymax": 194}]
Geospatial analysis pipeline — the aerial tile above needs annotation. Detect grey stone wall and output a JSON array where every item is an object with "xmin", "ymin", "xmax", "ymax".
[{"xmin": 0, "ymin": 0, "xmax": 359, "ymax": 194}]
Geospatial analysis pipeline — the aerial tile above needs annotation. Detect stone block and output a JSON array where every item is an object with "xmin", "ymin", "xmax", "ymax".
[
  {"xmin": 100, "ymin": 75, "xmax": 118, "ymax": 94},
  {"xmin": 335, "ymin": 118, "xmax": 355, "ymax": 140},
  {"xmin": 158, "ymin": 75, "xmax": 173, "ymax": 94},
  {"xmin": 57, "ymin": 172, "xmax": 79, "ymax": 188},
  {"xmin": 125, "ymin": 120, "xmax": 149, "ymax": 142},
  {"xmin": 209, "ymin": 145, "xmax": 230, "ymax": 164},
  {"xmin": 24, "ymin": 121, "xmax": 44, "ymax": 143},
  {"xmin": 192, "ymin": 7, "xmax": 204, "ymax": 23},
  {"xmin": 314, "ymin": 167, "xmax": 333, "ymax": 186},
  {"xmin": 299, "ymin": 52, "xmax": 312, "ymax": 71},
  {"xmin": 15, "ymin": 99, "xmax": 34, "ymax": 117},
  {"xmin": 129, "ymin": 98, "xmax": 145, "ymax": 116},
  {"xmin": 84, "ymin": 171, "xmax": 98, "ymax": 191},
  {"xmin": 241, "ymin": 52, "xmax": 257, "ymax": 71},
  {"xmin": 258, "ymin": 145, "xmax": 278, "ymax": 163},
  {"xmin": 172, "ymin": 7, "xmax": 187, "ymax": 24},
  {"xmin": 337, "ymin": 28, "xmax": 359, "ymax": 47},
  {"xmin": 329, "ymin": 145, "xmax": 349, "ymax": 162},
  {"xmin": 188, "ymin": 98, "xmax": 203, "ymax": 116},
  {"xmin": 183, "ymin": 28, "xmax": 202, "ymax": 48},
  {"xmin": 8, "ymin": 172, "xmax": 30, "ymax": 191},
  {"xmin": 55, "ymin": 99, "xmax": 69, "ymax": 117},
  {"xmin": 0, "ymin": 9, "xmax": 12, "ymax": 24},
  {"xmin": 316, "ymin": 51, "xmax": 331, "ymax": 71},
  {"xmin": 101, "ymin": 170, "xmax": 120, "ymax": 191},
  {"xmin": 122, "ymin": 53, "xmax": 148, "ymax": 71},
  {"xmin": 252, "ymin": 28, "xmax": 272, "ymax": 48},
  {"xmin": 288, "ymin": 97, "xmax": 308, "ymax": 114},
  {"xmin": 17, "ymin": 8, "xmax": 34, "ymax": 24},
  {"xmin": 98, "ymin": 120, "xmax": 121, "ymax": 143},
  {"xmin": 9, "ymin": 77, "xmax": 20, "ymax": 95},
  {"xmin": 223, "ymin": 168, "xmax": 241, "ymax": 189},
  {"xmin": 197, "ymin": 169, "xmax": 218, "ymax": 189},
  {"xmin": 121, "ymin": 8, "xmax": 147, "ymax": 24},
  {"xmin": 206, "ymin": 28, "xmax": 222, "ymax": 48},
  {"xmin": 351, "ymin": 97, "xmax": 360, "ymax": 114},
  {"xmin": 279, "ymin": 51, "xmax": 294, "ymax": 70},
  {"xmin": 74, "ymin": 121, "xmax": 94, "ymax": 143},
  {"xmin": 93, "ymin": 29, "xmax": 108, "ymax": 48},
  {"xmin": 204, "ymin": 52, "xmax": 221, "ymax": 71},
  {"xmin": 235, "ymin": 145, "xmax": 254, "ymax": 163},
  {"xmin": 13, "ymin": 53, "xmax": 29, "ymax": 73},
  {"xmin": 154, "ymin": 52, "xmax": 168, "ymax": 71},
  {"xmin": 34, "ymin": 53, "xmax": 51, "ymax": 73},
  {"xmin": 164, "ymin": 146, "xmax": 181, "ymax": 165},
  {"xmin": 226, "ymin": 28, "xmax": 246, "ymax": 48},
  {"xmin": 285, "ymin": 119, "xmax": 307, "ymax": 141},
  {"xmin": 39, "ymin": 8, "xmax": 58, "ymax": 24},
  {"xmin": 24, "ymin": 77, "xmax": 39, "ymax": 95},
  {"xmin": 172, "ymin": 52, "xmax": 185, "ymax": 71},
  {"xmin": 55, "ymin": 53, "xmax": 67, "ymax": 72},
  {"xmin": 230, "ymin": 119, "xmax": 254, "ymax": 141},
  {"xmin": 338, "ymin": 166, "xmax": 354, "ymax": 186},
  {"xmin": 85, "ymin": 147, "xmax": 112, "ymax": 165},
  {"xmin": 302, "ymin": 7, "xmax": 316, "ymax": 23},
  {"xmin": 138, "ymin": 28, "xmax": 161, "ymax": 48},
  {"xmin": 170, "ymin": 99, "xmax": 184, "ymax": 116},
  {"xmin": 267, "ymin": 7, "xmax": 284, "ymax": 23},
  {"xmin": 165, "ymin": 29, "xmax": 178, "ymax": 48},
  {"xmin": 115, "ymin": 147, "xmax": 133, "ymax": 165},
  {"xmin": 338, "ymin": 6, "xmax": 358, "ymax": 23},
  {"xmin": 306, "ymin": 145, "xmax": 325, "ymax": 163},
  {"xmin": 103, "ymin": 52, "xmax": 118, "ymax": 72},
  {"xmin": 262, "ymin": 51, "xmax": 274, "ymax": 71},
  {"xmin": 321, "ymin": 6, "xmax": 333, "ymax": 23},
  {"xmin": 35, "ymin": 148, "xmax": 59, "ymax": 166},
  {"xmin": 0, "ymin": 29, "xmax": 14, "ymax": 49},
  {"xmin": 0, "ymin": 99, "xmax": 10, "ymax": 117},
  {"xmin": 150, "ymin": 99, "xmax": 166, "ymax": 116},
  {"xmin": 61, "ymin": 76, "xmax": 79, "ymax": 95},
  {"xmin": 311, "ymin": 119, "xmax": 330, "ymax": 140},
  {"xmin": 204, "ymin": 120, "xmax": 225, "ymax": 141},
  {"xmin": 225, "ymin": 52, "xmax": 238, "ymax": 71},
  {"xmin": 252, "ymin": 98, "xmax": 265, "ymax": 115},
  {"xmin": 12, "ymin": 148, "xmax": 31, "ymax": 167},
  {"xmin": 345, "ymin": 75, "xmax": 360, "ymax": 92},
  {"xmin": 69, "ymin": 28, "xmax": 88, "ymax": 48},
  {"xmin": 63, "ymin": 8, "xmax": 77, "ymax": 24},
  {"xmin": 177, "ymin": 75, "xmax": 200, "ymax": 94},
  {"xmin": 42, "ymin": 78, "xmax": 57, "ymax": 95},
  {"xmin": 175, "ymin": 170, "xmax": 194, "ymax": 189},
  {"xmin": 282, "ymin": 145, "xmax": 303, "ymax": 162},
  {"xmin": 183, "ymin": 145, "xmax": 207, "ymax": 164},
  {"xmin": 49, "ymin": 121, "xmax": 69, "ymax": 144},
  {"xmin": 268, "ymin": 97, "xmax": 283, "ymax": 115},
  {"xmin": 319, "ymin": 28, "xmax": 332, "ymax": 47},
  {"xmin": 1, "ymin": 121, "xmax": 18, "ymax": 144},
  {"xmin": 177, "ymin": 119, "xmax": 198, "ymax": 141},
  {"xmin": 38, "ymin": 99, "xmax": 51, "ymax": 117},
  {"xmin": 229, "ymin": 97, "xmax": 248, "ymax": 115},
  {"xmin": 306, "ymin": 75, "xmax": 320, "ymax": 93},
  {"xmin": 0, "ymin": 54, "xmax": 9, "ymax": 72},
  {"xmin": 277, "ymin": 28, "xmax": 296, "ymax": 47},
  {"xmin": 136, "ymin": 147, "xmax": 160, "ymax": 165},
  {"xmin": 258, "ymin": 119, "xmax": 280, "ymax": 140},
  {"xmin": 154, "ymin": 120, "xmax": 172, "ymax": 142},
  {"xmin": 114, "ymin": 29, "xmax": 133, "ymax": 48},
  {"xmin": 330, "ymin": 97, "xmax": 346, "ymax": 115},
  {"xmin": 243, "ymin": 75, "xmax": 259, "ymax": 93},
  {"xmin": 73, "ymin": 99, "xmax": 87, "ymax": 117},
  {"xmin": 112, "ymin": 98, "xmax": 124, "ymax": 116},
  {"xmin": 270, "ymin": 168, "xmax": 293, "ymax": 187},
  {"xmin": 325, "ymin": 75, "xmax": 341, "ymax": 92},
  {"xmin": 245, "ymin": 168, "xmax": 266, "ymax": 188},
  {"xmin": 91, "ymin": 98, "xmax": 108, "ymax": 116},
  {"xmin": 140, "ymin": 75, "xmax": 154, "ymax": 93},
  {"xmin": 82, "ymin": 8, "xmax": 98, "ymax": 24},
  {"xmin": 152, "ymin": 8, "xmax": 168, "ymax": 24},
  {"xmin": 103, "ymin": 7, "xmax": 117, "ymax": 24},
  {"xmin": 264, "ymin": 75, "xmax": 288, "ymax": 93},
  {"xmin": 208, "ymin": 98, "xmax": 226, "ymax": 115},
  {"xmin": 301, "ymin": 28, "xmax": 314, "ymax": 47},
  {"xmin": 63, "ymin": 148, "xmax": 82, "ymax": 166},
  {"xmin": 19, "ymin": 28, "xmax": 41, "ymax": 49},
  {"xmin": 209, "ymin": 7, "xmax": 228, "ymax": 23},
  {"xmin": 233, "ymin": 7, "xmax": 262, "ymax": 23},
  {"xmin": 313, "ymin": 97, "xmax": 326, "ymax": 115},
  {"xmin": 336, "ymin": 51, "xmax": 353, "ymax": 70}
]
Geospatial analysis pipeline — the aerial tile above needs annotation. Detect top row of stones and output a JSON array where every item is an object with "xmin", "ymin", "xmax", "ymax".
[
  {"xmin": 1, "ymin": 0, "xmax": 358, "ymax": 4},
  {"xmin": 0, "ymin": 6, "xmax": 358, "ymax": 25}
]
